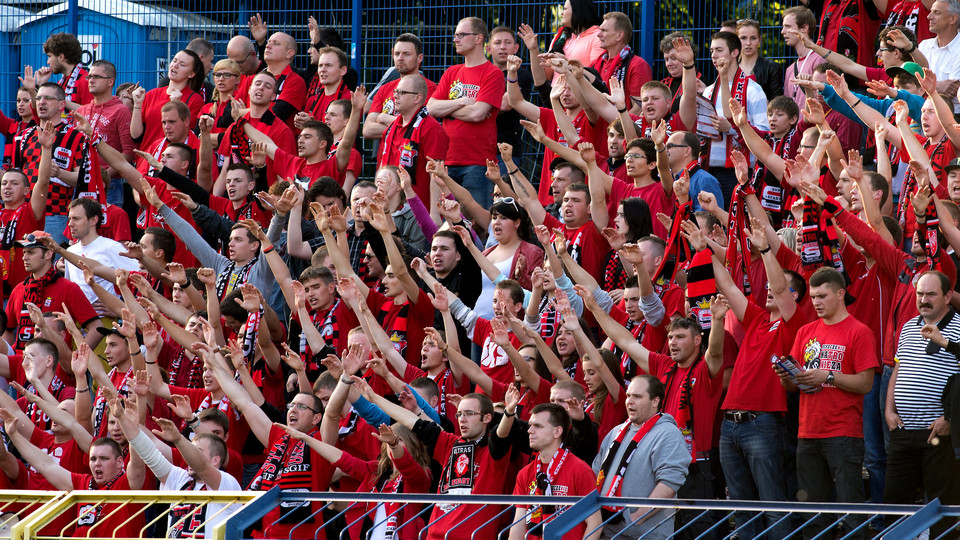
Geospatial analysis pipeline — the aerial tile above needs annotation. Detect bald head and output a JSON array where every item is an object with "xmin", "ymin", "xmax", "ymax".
[{"xmin": 226, "ymin": 36, "xmax": 259, "ymax": 74}]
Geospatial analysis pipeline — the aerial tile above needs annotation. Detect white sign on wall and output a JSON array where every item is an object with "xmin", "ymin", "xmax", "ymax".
[{"xmin": 77, "ymin": 34, "xmax": 102, "ymax": 66}]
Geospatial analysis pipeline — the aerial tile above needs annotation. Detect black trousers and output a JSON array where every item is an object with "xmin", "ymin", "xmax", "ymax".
[{"xmin": 884, "ymin": 428, "xmax": 960, "ymax": 539}]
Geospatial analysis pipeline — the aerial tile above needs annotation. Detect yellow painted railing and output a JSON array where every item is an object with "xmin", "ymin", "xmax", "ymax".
[{"xmin": 8, "ymin": 490, "xmax": 260, "ymax": 540}]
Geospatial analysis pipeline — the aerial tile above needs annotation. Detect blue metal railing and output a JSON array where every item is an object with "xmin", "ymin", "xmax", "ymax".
[{"xmin": 221, "ymin": 488, "xmax": 960, "ymax": 540}]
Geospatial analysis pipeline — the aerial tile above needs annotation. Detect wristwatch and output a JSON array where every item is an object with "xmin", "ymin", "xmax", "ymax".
[{"xmin": 825, "ymin": 371, "xmax": 835, "ymax": 385}]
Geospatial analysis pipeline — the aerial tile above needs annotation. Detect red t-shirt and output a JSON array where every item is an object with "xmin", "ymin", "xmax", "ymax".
[
  {"xmin": 218, "ymin": 112, "xmax": 296, "ymax": 188},
  {"xmin": 5, "ymin": 276, "xmax": 98, "ymax": 353},
  {"xmin": 723, "ymin": 301, "xmax": 808, "ymax": 412},
  {"xmin": 0, "ymin": 203, "xmax": 42, "ymax": 289},
  {"xmin": 790, "ymin": 316, "xmax": 879, "ymax": 439},
  {"xmin": 134, "ymin": 176, "xmax": 201, "ymax": 268},
  {"xmin": 647, "ymin": 352, "xmax": 723, "ymax": 453},
  {"xmin": 491, "ymin": 378, "xmax": 553, "ymax": 422},
  {"xmin": 472, "ymin": 317, "xmax": 524, "ymax": 389},
  {"xmin": 371, "ymin": 77, "xmax": 438, "ymax": 116},
  {"xmin": 403, "ymin": 364, "xmax": 470, "ymax": 425},
  {"xmin": 590, "ymin": 392, "xmax": 627, "ymax": 443},
  {"xmin": 884, "ymin": 1, "xmax": 933, "ymax": 42},
  {"xmin": 543, "ymin": 213, "xmax": 610, "ymax": 284},
  {"xmin": 592, "ymin": 53, "xmax": 652, "ymax": 103},
  {"xmin": 138, "ymin": 87, "xmax": 203, "ymax": 150},
  {"xmin": 100, "ymin": 203, "xmax": 132, "ymax": 243},
  {"xmin": 76, "ymin": 97, "xmax": 135, "ymax": 162},
  {"xmin": 71, "ymin": 472, "xmax": 146, "ymax": 538},
  {"xmin": 609, "ymin": 178, "xmax": 674, "ymax": 239},
  {"xmin": 536, "ymin": 106, "xmax": 609, "ymax": 205},
  {"xmin": 304, "ymin": 80, "xmax": 352, "ymax": 120},
  {"xmin": 512, "ymin": 452, "xmax": 598, "ymax": 540},
  {"xmin": 292, "ymin": 297, "xmax": 359, "ymax": 361},
  {"xmin": 366, "ymin": 289, "xmax": 437, "ymax": 367},
  {"xmin": 28, "ymin": 427, "xmax": 87, "ymax": 490},
  {"xmin": 269, "ymin": 65, "xmax": 307, "ymax": 129},
  {"xmin": 254, "ymin": 424, "xmax": 335, "ymax": 539},
  {"xmin": 135, "ymin": 133, "xmax": 202, "ymax": 177},
  {"xmin": 328, "ymin": 140, "xmax": 363, "ymax": 185},
  {"xmin": 427, "ymin": 430, "xmax": 510, "ymax": 540},
  {"xmin": 432, "ymin": 62, "xmax": 504, "ymax": 166},
  {"xmin": 272, "ymin": 147, "xmax": 340, "ymax": 186},
  {"xmin": 378, "ymin": 112, "xmax": 450, "ymax": 203},
  {"xmin": 208, "ymin": 196, "xmax": 272, "ymax": 229}
]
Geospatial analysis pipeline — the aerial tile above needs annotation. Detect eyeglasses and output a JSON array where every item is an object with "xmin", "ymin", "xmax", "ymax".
[
  {"xmin": 737, "ymin": 18, "xmax": 759, "ymax": 25},
  {"xmin": 624, "ymin": 152, "xmax": 645, "ymax": 160},
  {"xmin": 666, "ymin": 143, "xmax": 688, "ymax": 149},
  {"xmin": 455, "ymin": 410, "xmax": 483, "ymax": 418},
  {"xmin": 287, "ymin": 402, "xmax": 320, "ymax": 414},
  {"xmin": 393, "ymin": 89, "xmax": 418, "ymax": 97},
  {"xmin": 213, "ymin": 72, "xmax": 239, "ymax": 79},
  {"xmin": 35, "ymin": 95, "xmax": 61, "ymax": 102},
  {"xmin": 877, "ymin": 47, "xmax": 890, "ymax": 53},
  {"xmin": 363, "ymin": 253, "xmax": 375, "ymax": 259},
  {"xmin": 453, "ymin": 32, "xmax": 480, "ymax": 40},
  {"xmin": 87, "ymin": 74, "xmax": 112, "ymax": 81}
]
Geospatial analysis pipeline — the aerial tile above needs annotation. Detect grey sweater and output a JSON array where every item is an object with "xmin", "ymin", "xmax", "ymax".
[
  {"xmin": 592, "ymin": 413, "xmax": 690, "ymax": 540},
  {"xmin": 159, "ymin": 204, "xmax": 274, "ymax": 297}
]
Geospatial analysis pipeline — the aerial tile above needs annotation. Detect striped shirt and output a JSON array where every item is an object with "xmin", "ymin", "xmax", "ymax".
[{"xmin": 893, "ymin": 310, "xmax": 960, "ymax": 429}]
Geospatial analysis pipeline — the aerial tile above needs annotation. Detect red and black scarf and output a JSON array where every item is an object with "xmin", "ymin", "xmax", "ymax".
[
  {"xmin": 593, "ymin": 46, "xmax": 635, "ymax": 84},
  {"xmin": 725, "ymin": 184, "xmax": 755, "ymax": 295},
  {"xmin": 77, "ymin": 471, "xmax": 123, "ymax": 529},
  {"xmin": 381, "ymin": 107, "xmax": 430, "ymax": 182},
  {"xmin": 708, "ymin": 68, "xmax": 751, "ymax": 169},
  {"xmin": 653, "ymin": 200, "xmax": 693, "ymax": 296},
  {"xmin": 597, "ymin": 413, "xmax": 662, "ymax": 510},
  {"xmin": 752, "ymin": 128, "xmax": 798, "ymax": 229},
  {"xmin": 16, "ymin": 266, "xmax": 60, "ymax": 350},
  {"xmin": 685, "ymin": 249, "xmax": 717, "ymax": 330},
  {"xmin": 378, "ymin": 298, "xmax": 410, "ymax": 359},
  {"xmin": 799, "ymin": 197, "xmax": 844, "ymax": 273},
  {"xmin": 440, "ymin": 436, "xmax": 486, "ymax": 494},
  {"xmin": 214, "ymin": 255, "xmax": 259, "ymax": 300},
  {"xmin": 249, "ymin": 428, "xmax": 317, "ymax": 523}
]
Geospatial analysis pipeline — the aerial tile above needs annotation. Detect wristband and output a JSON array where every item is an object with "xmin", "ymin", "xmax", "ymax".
[
  {"xmin": 508, "ymin": 168, "xmax": 519, "ymax": 176},
  {"xmin": 145, "ymin": 360, "xmax": 157, "ymax": 365},
  {"xmin": 506, "ymin": 76, "xmax": 518, "ymax": 84},
  {"xmin": 130, "ymin": 349, "xmax": 143, "ymax": 355},
  {"xmin": 262, "ymin": 245, "xmax": 274, "ymax": 254},
  {"xmin": 758, "ymin": 246, "xmax": 771, "ymax": 254},
  {"xmin": 825, "ymin": 371, "xmax": 835, "ymax": 385},
  {"xmin": 504, "ymin": 410, "xmax": 516, "ymax": 417},
  {"xmin": 906, "ymin": 44, "xmax": 917, "ymax": 54},
  {"xmin": 75, "ymin": 387, "xmax": 89, "ymax": 393},
  {"xmin": 683, "ymin": 64, "xmax": 695, "ymax": 70},
  {"xmin": 850, "ymin": 98, "xmax": 862, "ymax": 109},
  {"xmin": 340, "ymin": 376, "xmax": 355, "ymax": 385},
  {"xmin": 822, "ymin": 50, "xmax": 832, "ymax": 60},
  {"xmin": 617, "ymin": 106, "xmax": 627, "ymax": 113},
  {"xmin": 656, "ymin": 145, "xmax": 667, "ymax": 153}
]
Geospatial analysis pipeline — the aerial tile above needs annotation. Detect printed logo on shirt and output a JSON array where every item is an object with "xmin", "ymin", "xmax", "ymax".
[
  {"xmin": 52, "ymin": 147, "xmax": 73, "ymax": 169},
  {"xmin": 388, "ymin": 331, "xmax": 407, "ymax": 357},
  {"xmin": 802, "ymin": 338, "xmax": 822, "ymax": 369},
  {"xmin": 399, "ymin": 142, "xmax": 416, "ymax": 168},
  {"xmin": 448, "ymin": 80, "xmax": 480, "ymax": 100},
  {"xmin": 382, "ymin": 98, "xmax": 396, "ymax": 115},
  {"xmin": 770, "ymin": 320, "xmax": 781, "ymax": 332},
  {"xmin": 455, "ymin": 453, "xmax": 469, "ymax": 476}
]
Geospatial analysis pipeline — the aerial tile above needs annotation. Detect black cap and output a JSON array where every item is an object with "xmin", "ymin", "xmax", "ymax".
[{"xmin": 946, "ymin": 158, "xmax": 960, "ymax": 174}]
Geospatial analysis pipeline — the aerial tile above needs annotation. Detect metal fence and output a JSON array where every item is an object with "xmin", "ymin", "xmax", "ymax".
[{"xmin": 0, "ymin": 0, "xmax": 810, "ymax": 176}]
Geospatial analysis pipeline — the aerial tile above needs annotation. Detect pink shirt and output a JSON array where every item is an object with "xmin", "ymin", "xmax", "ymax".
[{"xmin": 563, "ymin": 26, "xmax": 605, "ymax": 67}]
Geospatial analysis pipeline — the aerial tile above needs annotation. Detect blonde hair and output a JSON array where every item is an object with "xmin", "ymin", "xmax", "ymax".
[{"xmin": 211, "ymin": 59, "xmax": 241, "ymax": 102}]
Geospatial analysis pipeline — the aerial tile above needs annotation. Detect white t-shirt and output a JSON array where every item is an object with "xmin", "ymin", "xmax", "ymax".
[
  {"xmin": 65, "ymin": 236, "xmax": 140, "ymax": 316},
  {"xmin": 703, "ymin": 77, "xmax": 769, "ymax": 168},
  {"xmin": 161, "ymin": 466, "xmax": 242, "ymax": 539}
]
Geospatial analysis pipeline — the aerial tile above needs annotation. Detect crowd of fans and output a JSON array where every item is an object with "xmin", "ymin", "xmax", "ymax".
[{"xmin": 0, "ymin": 0, "xmax": 959, "ymax": 538}]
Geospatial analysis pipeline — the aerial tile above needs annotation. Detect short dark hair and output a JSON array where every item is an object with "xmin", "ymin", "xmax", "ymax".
[
  {"xmin": 461, "ymin": 392, "xmax": 494, "ymax": 418},
  {"xmin": 25, "ymin": 338, "xmax": 58, "ymax": 366},
  {"xmin": 225, "ymin": 162, "xmax": 255, "ymax": 183},
  {"xmin": 462, "ymin": 17, "xmax": 489, "ymax": 41},
  {"xmin": 809, "ymin": 266, "xmax": 845, "ymax": 291},
  {"xmin": 635, "ymin": 374, "xmax": 666, "ymax": 411},
  {"xmin": 301, "ymin": 120, "xmax": 335, "ymax": 153},
  {"xmin": 144, "ymin": 227, "xmax": 176, "ymax": 263},
  {"xmin": 529, "ymin": 403, "xmax": 571, "ymax": 438},
  {"xmin": 882, "ymin": 215, "xmax": 904, "ymax": 248},
  {"xmin": 90, "ymin": 59, "xmax": 116, "ymax": 79},
  {"xmin": 865, "ymin": 172, "xmax": 890, "ymax": 209},
  {"xmin": 396, "ymin": 33, "xmax": 423, "ymax": 55},
  {"xmin": 768, "ymin": 95, "xmax": 800, "ymax": 118},
  {"xmin": 300, "ymin": 265, "xmax": 335, "ymax": 285},
  {"xmin": 38, "ymin": 82, "xmax": 65, "ymax": 101},
  {"xmin": 625, "ymin": 138, "xmax": 656, "ymax": 162},
  {"xmin": 552, "ymin": 379, "xmax": 586, "ymax": 401},
  {"xmin": 495, "ymin": 279, "xmax": 524, "ymax": 306},
  {"xmin": 919, "ymin": 270, "xmax": 952, "ymax": 295},
  {"xmin": 43, "ymin": 33, "xmax": 83, "ymax": 65},
  {"xmin": 307, "ymin": 176, "xmax": 347, "ymax": 209},
  {"xmin": 784, "ymin": 270, "xmax": 808, "ymax": 302},
  {"xmin": 313, "ymin": 372, "xmax": 338, "ymax": 392},
  {"xmin": 565, "ymin": 182, "xmax": 591, "ymax": 204},
  {"xmin": 410, "ymin": 376, "xmax": 440, "ymax": 403},
  {"xmin": 552, "ymin": 161, "xmax": 586, "ymax": 183},
  {"xmin": 666, "ymin": 316, "xmax": 703, "ymax": 337},
  {"xmin": 186, "ymin": 37, "xmax": 215, "ymax": 59},
  {"xmin": 489, "ymin": 26, "xmax": 517, "ymax": 43},
  {"xmin": 68, "ymin": 197, "xmax": 103, "ymax": 227},
  {"xmin": 91, "ymin": 437, "xmax": 123, "ymax": 459},
  {"xmin": 197, "ymin": 407, "xmax": 230, "ymax": 435},
  {"xmin": 711, "ymin": 31, "xmax": 742, "ymax": 59},
  {"xmin": 194, "ymin": 433, "xmax": 228, "ymax": 468}
]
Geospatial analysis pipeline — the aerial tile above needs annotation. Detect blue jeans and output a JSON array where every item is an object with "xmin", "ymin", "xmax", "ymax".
[
  {"xmin": 862, "ymin": 372, "xmax": 886, "ymax": 505},
  {"xmin": 719, "ymin": 414, "xmax": 789, "ymax": 538},
  {"xmin": 43, "ymin": 214, "xmax": 68, "ymax": 247},
  {"xmin": 447, "ymin": 165, "xmax": 492, "ymax": 211},
  {"xmin": 106, "ymin": 177, "xmax": 125, "ymax": 206}
]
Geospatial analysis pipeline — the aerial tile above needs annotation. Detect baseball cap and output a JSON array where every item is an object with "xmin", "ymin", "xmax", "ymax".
[
  {"xmin": 946, "ymin": 158, "xmax": 960, "ymax": 174},
  {"xmin": 885, "ymin": 61, "xmax": 924, "ymax": 80},
  {"xmin": 14, "ymin": 231, "xmax": 51, "ymax": 249}
]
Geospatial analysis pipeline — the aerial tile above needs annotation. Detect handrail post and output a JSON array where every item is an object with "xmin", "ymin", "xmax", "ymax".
[
  {"xmin": 638, "ymin": 0, "xmax": 655, "ymax": 68},
  {"xmin": 351, "ymin": 0, "xmax": 362, "ymax": 73},
  {"xmin": 542, "ymin": 491, "xmax": 600, "ymax": 540},
  {"xmin": 883, "ymin": 498, "xmax": 944, "ymax": 538}
]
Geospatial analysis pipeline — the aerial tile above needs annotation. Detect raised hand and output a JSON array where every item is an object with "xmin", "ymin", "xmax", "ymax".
[
  {"xmin": 650, "ymin": 119, "xmax": 667, "ymax": 146},
  {"xmin": 802, "ymin": 98, "xmax": 825, "ymax": 126},
  {"xmin": 250, "ymin": 142, "xmax": 267, "ymax": 169},
  {"xmin": 680, "ymin": 220, "xmax": 707, "ymax": 252},
  {"xmin": 519, "ymin": 119, "xmax": 547, "ymax": 143},
  {"xmin": 428, "ymin": 282, "xmax": 451, "ymax": 312},
  {"xmin": 138, "ymin": 177, "xmax": 163, "ymax": 209},
  {"xmin": 698, "ymin": 192, "xmax": 719, "ymax": 214},
  {"xmin": 497, "ymin": 142, "xmax": 515, "ymax": 163},
  {"xmin": 152, "ymin": 417, "xmax": 185, "ymax": 444},
  {"xmin": 865, "ymin": 79, "xmax": 896, "ymax": 100},
  {"xmin": 710, "ymin": 294, "xmax": 729, "ymax": 320},
  {"xmin": 249, "ymin": 13, "xmax": 268, "ymax": 43},
  {"xmin": 578, "ymin": 142, "xmax": 597, "ymax": 164},
  {"xmin": 437, "ymin": 198, "xmax": 462, "ymax": 223},
  {"xmin": 37, "ymin": 121, "xmax": 57, "ymax": 149},
  {"xmin": 728, "ymin": 98, "xmax": 748, "ymax": 127},
  {"xmin": 745, "ymin": 215, "xmax": 768, "ymax": 252},
  {"xmin": 237, "ymin": 283, "xmax": 263, "ymax": 312},
  {"xmin": 505, "ymin": 54, "xmax": 522, "ymax": 74},
  {"xmin": 672, "ymin": 36, "xmax": 694, "ymax": 65},
  {"xmin": 730, "ymin": 150, "xmax": 749, "ymax": 186},
  {"xmin": 490, "ymin": 317, "xmax": 511, "ymax": 347},
  {"xmin": 892, "ymin": 99, "xmax": 910, "ymax": 127},
  {"xmin": 167, "ymin": 393, "xmax": 193, "ymax": 420},
  {"xmin": 372, "ymin": 423, "xmax": 400, "ymax": 447},
  {"xmin": 840, "ymin": 149, "xmax": 864, "ymax": 181},
  {"xmin": 518, "ymin": 23, "xmax": 538, "ymax": 51},
  {"xmin": 918, "ymin": 68, "xmax": 938, "ymax": 96}
]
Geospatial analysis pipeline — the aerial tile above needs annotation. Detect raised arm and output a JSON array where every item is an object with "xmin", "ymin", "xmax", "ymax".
[
  {"xmin": 209, "ymin": 348, "xmax": 273, "ymax": 446},
  {"xmin": 574, "ymin": 284, "xmax": 650, "ymax": 372},
  {"xmin": 1, "ymin": 409, "xmax": 72, "ymax": 490},
  {"xmin": 505, "ymin": 55, "xmax": 541, "ymax": 121},
  {"xmin": 334, "ymin": 88, "xmax": 367, "ymax": 172}
]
